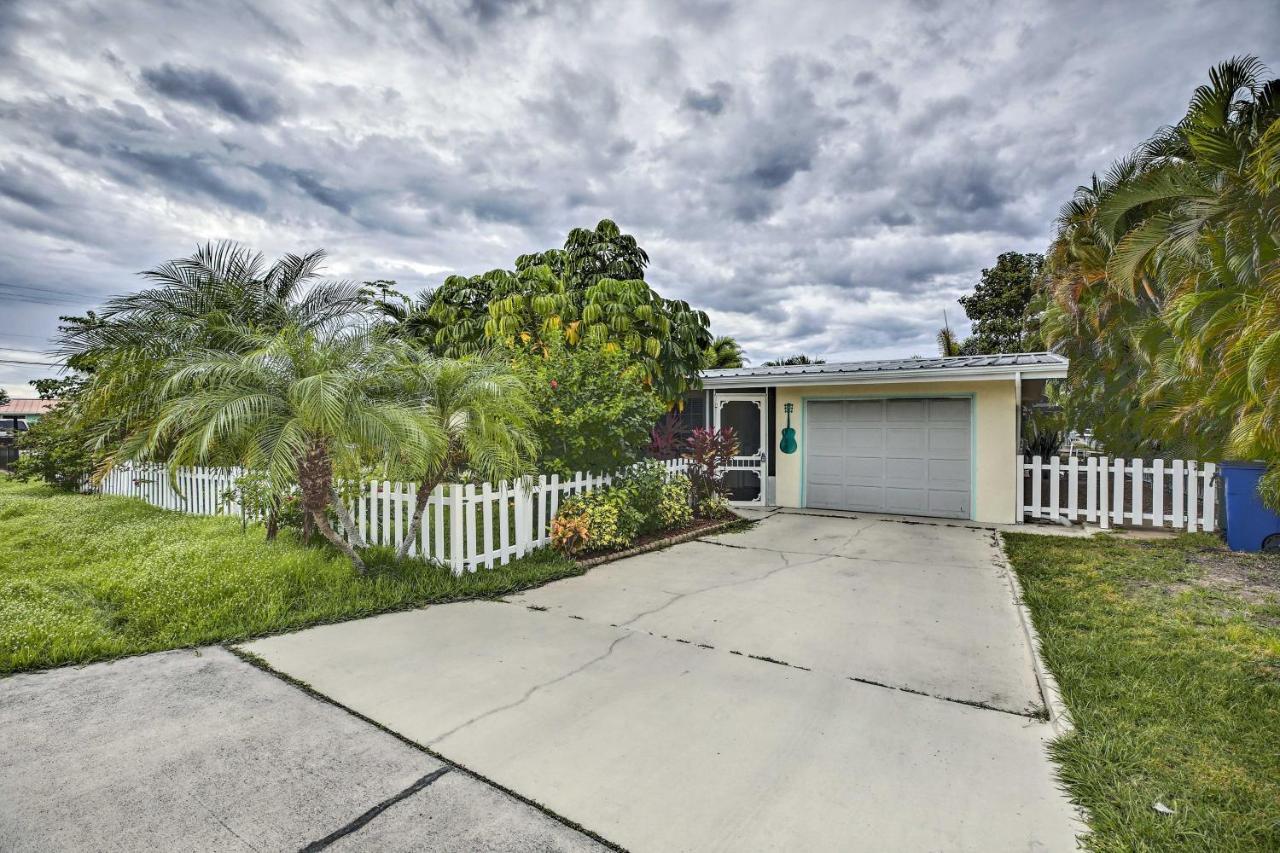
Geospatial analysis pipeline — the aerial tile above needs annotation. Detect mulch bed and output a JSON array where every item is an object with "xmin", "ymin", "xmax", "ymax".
[{"xmin": 573, "ymin": 516, "xmax": 743, "ymax": 568}]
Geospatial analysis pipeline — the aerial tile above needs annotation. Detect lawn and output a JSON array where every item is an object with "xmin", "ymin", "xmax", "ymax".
[
  {"xmin": 0, "ymin": 476, "xmax": 582, "ymax": 674},
  {"xmin": 1003, "ymin": 531, "xmax": 1280, "ymax": 851}
]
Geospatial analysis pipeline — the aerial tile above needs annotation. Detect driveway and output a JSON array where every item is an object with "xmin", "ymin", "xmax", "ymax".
[{"xmin": 243, "ymin": 511, "xmax": 1081, "ymax": 851}]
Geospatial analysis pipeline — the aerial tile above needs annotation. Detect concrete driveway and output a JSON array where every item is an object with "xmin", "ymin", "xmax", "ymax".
[{"xmin": 244, "ymin": 510, "xmax": 1080, "ymax": 851}]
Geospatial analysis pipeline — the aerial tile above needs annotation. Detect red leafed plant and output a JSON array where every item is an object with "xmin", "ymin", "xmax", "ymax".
[
  {"xmin": 646, "ymin": 412, "xmax": 685, "ymax": 460},
  {"xmin": 687, "ymin": 426, "xmax": 738, "ymax": 509}
]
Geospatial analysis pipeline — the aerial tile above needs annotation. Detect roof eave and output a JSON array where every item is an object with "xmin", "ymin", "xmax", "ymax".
[{"xmin": 699, "ymin": 361, "xmax": 1068, "ymax": 389}]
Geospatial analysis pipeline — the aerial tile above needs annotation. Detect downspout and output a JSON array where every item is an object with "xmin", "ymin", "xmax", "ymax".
[{"xmin": 1014, "ymin": 370, "xmax": 1023, "ymax": 525}]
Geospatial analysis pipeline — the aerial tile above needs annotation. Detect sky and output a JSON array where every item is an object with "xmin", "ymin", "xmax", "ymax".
[{"xmin": 1, "ymin": 0, "xmax": 1277, "ymax": 397}]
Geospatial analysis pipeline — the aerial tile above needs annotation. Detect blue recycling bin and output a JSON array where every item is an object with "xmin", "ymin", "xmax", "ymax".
[{"xmin": 1219, "ymin": 461, "xmax": 1280, "ymax": 551}]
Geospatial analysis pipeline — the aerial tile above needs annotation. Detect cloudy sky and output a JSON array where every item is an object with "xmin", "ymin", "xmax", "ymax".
[{"xmin": 1, "ymin": 0, "xmax": 1276, "ymax": 396}]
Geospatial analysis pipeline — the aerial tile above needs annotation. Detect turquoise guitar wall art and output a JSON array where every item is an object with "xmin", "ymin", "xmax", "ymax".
[{"xmin": 779, "ymin": 402, "xmax": 797, "ymax": 454}]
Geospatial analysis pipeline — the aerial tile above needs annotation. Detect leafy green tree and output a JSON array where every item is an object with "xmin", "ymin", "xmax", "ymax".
[
  {"xmin": 761, "ymin": 354, "xmax": 826, "ymax": 366},
  {"xmin": 132, "ymin": 326, "xmax": 444, "ymax": 573},
  {"xmin": 0, "ymin": 389, "xmax": 8, "ymax": 408},
  {"xmin": 389, "ymin": 220, "xmax": 712, "ymax": 400},
  {"xmin": 511, "ymin": 337, "xmax": 666, "ymax": 478},
  {"xmin": 14, "ymin": 404, "xmax": 100, "ymax": 490},
  {"xmin": 957, "ymin": 252, "xmax": 1046, "ymax": 354},
  {"xmin": 1043, "ymin": 57, "xmax": 1280, "ymax": 483},
  {"xmin": 703, "ymin": 336, "xmax": 747, "ymax": 369},
  {"xmin": 388, "ymin": 354, "xmax": 540, "ymax": 560}
]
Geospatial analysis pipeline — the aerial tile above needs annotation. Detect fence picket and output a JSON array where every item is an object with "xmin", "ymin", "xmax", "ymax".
[
  {"xmin": 1085, "ymin": 457, "xmax": 1097, "ymax": 523},
  {"xmin": 1186, "ymin": 461, "xmax": 1199, "ymax": 533},
  {"xmin": 1152, "ymin": 459, "xmax": 1164, "ymax": 527},
  {"xmin": 1066, "ymin": 456, "xmax": 1078, "ymax": 521},
  {"xmin": 1112, "ymin": 458, "xmax": 1125, "ymax": 526},
  {"xmin": 1203, "ymin": 463, "xmax": 1217, "ymax": 532},
  {"xmin": 1130, "ymin": 458, "xmax": 1143, "ymax": 525},
  {"xmin": 1030, "ymin": 456, "xmax": 1042, "ymax": 518}
]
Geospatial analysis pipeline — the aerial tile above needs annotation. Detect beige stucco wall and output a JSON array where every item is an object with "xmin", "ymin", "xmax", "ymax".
[{"xmin": 772, "ymin": 379, "xmax": 1018, "ymax": 524}]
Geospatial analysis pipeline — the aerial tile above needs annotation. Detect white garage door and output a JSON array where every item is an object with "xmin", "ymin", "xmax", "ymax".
[{"xmin": 805, "ymin": 398, "xmax": 971, "ymax": 519}]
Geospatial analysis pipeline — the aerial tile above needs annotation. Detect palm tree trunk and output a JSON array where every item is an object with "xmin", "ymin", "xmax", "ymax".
[
  {"xmin": 398, "ymin": 472, "xmax": 443, "ymax": 560},
  {"xmin": 330, "ymin": 485, "xmax": 366, "ymax": 549},
  {"xmin": 297, "ymin": 439, "xmax": 365, "ymax": 573},
  {"xmin": 310, "ymin": 506, "xmax": 367, "ymax": 573}
]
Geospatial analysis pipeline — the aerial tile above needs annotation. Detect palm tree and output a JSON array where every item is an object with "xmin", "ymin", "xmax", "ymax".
[
  {"xmin": 703, "ymin": 336, "xmax": 747, "ymax": 369},
  {"xmin": 1042, "ymin": 56, "xmax": 1280, "ymax": 466},
  {"xmin": 390, "ymin": 355, "xmax": 540, "ymax": 559},
  {"xmin": 59, "ymin": 242, "xmax": 369, "ymax": 465},
  {"xmin": 133, "ymin": 326, "xmax": 444, "ymax": 573},
  {"xmin": 761, "ymin": 354, "xmax": 826, "ymax": 367}
]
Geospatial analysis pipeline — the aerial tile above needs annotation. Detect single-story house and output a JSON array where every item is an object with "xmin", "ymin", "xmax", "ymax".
[
  {"xmin": 686, "ymin": 353, "xmax": 1069, "ymax": 524},
  {"xmin": 0, "ymin": 398, "xmax": 58, "ymax": 432}
]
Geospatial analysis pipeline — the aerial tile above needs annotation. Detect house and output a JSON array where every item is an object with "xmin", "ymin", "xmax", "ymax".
[
  {"xmin": 0, "ymin": 398, "xmax": 59, "ymax": 432},
  {"xmin": 693, "ymin": 353, "xmax": 1069, "ymax": 524}
]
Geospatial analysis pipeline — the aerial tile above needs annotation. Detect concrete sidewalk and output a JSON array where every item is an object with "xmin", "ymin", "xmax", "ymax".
[{"xmin": 0, "ymin": 648, "xmax": 603, "ymax": 852}]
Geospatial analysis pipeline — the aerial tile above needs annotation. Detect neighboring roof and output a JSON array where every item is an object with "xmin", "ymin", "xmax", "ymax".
[
  {"xmin": 700, "ymin": 352, "xmax": 1068, "ymax": 389},
  {"xmin": 0, "ymin": 398, "xmax": 59, "ymax": 416}
]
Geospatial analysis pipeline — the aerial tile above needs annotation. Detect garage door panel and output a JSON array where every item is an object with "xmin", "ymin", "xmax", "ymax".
[
  {"xmin": 885, "ymin": 457, "xmax": 925, "ymax": 482},
  {"xmin": 845, "ymin": 485, "xmax": 887, "ymax": 509},
  {"xmin": 844, "ymin": 427, "xmax": 883, "ymax": 452},
  {"xmin": 885, "ymin": 399, "xmax": 927, "ymax": 421},
  {"xmin": 929, "ymin": 399, "xmax": 970, "ymax": 421},
  {"xmin": 929, "ymin": 427, "xmax": 969, "ymax": 455},
  {"xmin": 885, "ymin": 427, "xmax": 926, "ymax": 452},
  {"xmin": 845, "ymin": 400, "xmax": 884, "ymax": 421},
  {"xmin": 807, "ymin": 456, "xmax": 844, "ymax": 485},
  {"xmin": 805, "ymin": 397, "xmax": 971, "ymax": 520},
  {"xmin": 808, "ymin": 401, "xmax": 846, "ymax": 423},
  {"xmin": 845, "ymin": 456, "xmax": 884, "ymax": 481},
  {"xmin": 928, "ymin": 490, "xmax": 969, "ymax": 515},
  {"xmin": 885, "ymin": 488, "xmax": 928, "ymax": 513}
]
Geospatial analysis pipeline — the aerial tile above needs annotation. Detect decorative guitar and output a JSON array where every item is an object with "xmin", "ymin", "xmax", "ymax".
[{"xmin": 779, "ymin": 402, "xmax": 797, "ymax": 454}]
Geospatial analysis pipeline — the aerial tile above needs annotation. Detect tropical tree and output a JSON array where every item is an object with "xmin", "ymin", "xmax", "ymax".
[
  {"xmin": 1042, "ymin": 57, "xmax": 1280, "ymax": 488},
  {"xmin": 56, "ymin": 242, "xmax": 368, "ymax": 467},
  {"xmin": 388, "ymin": 221, "xmax": 712, "ymax": 401},
  {"xmin": 703, "ymin": 336, "xmax": 747, "ymax": 369},
  {"xmin": 761, "ymin": 354, "xmax": 826, "ymax": 366},
  {"xmin": 132, "ymin": 326, "xmax": 444, "ymax": 572},
  {"xmin": 958, "ymin": 252, "xmax": 1046, "ymax": 354},
  {"xmin": 390, "ymin": 354, "xmax": 540, "ymax": 560}
]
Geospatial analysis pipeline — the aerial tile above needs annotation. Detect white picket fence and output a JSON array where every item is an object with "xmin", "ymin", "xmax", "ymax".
[
  {"xmin": 98, "ymin": 459, "xmax": 691, "ymax": 573},
  {"xmin": 1018, "ymin": 456, "xmax": 1217, "ymax": 532}
]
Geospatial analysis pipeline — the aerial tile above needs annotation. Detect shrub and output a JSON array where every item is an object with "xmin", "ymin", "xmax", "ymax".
[
  {"xmin": 658, "ymin": 474, "xmax": 694, "ymax": 528},
  {"xmin": 687, "ymin": 427, "xmax": 738, "ymax": 511},
  {"xmin": 698, "ymin": 491, "xmax": 733, "ymax": 520},
  {"xmin": 511, "ymin": 337, "xmax": 666, "ymax": 477},
  {"xmin": 1022, "ymin": 409, "xmax": 1066, "ymax": 458},
  {"xmin": 13, "ymin": 404, "xmax": 99, "ymax": 490},
  {"xmin": 550, "ymin": 488, "xmax": 643, "ymax": 556}
]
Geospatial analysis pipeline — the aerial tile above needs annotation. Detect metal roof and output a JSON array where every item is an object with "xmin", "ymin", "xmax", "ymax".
[
  {"xmin": 0, "ymin": 398, "xmax": 59, "ymax": 416},
  {"xmin": 700, "ymin": 352, "xmax": 1068, "ymax": 388}
]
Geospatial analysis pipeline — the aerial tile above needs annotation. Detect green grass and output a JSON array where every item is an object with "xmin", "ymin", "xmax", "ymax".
[
  {"xmin": 0, "ymin": 476, "xmax": 583, "ymax": 675},
  {"xmin": 1003, "ymin": 531, "xmax": 1280, "ymax": 851}
]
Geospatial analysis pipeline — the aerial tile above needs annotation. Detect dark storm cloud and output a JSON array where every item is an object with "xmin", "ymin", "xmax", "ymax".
[
  {"xmin": 682, "ymin": 82, "xmax": 732, "ymax": 115},
  {"xmin": 141, "ymin": 64, "xmax": 285, "ymax": 124},
  {"xmin": 0, "ymin": 0, "xmax": 1277, "ymax": 394}
]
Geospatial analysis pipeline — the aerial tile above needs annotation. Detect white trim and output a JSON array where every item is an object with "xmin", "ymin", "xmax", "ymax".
[
  {"xmin": 702, "ymin": 361, "xmax": 1067, "ymax": 389},
  {"xmin": 713, "ymin": 392, "xmax": 767, "ymax": 506}
]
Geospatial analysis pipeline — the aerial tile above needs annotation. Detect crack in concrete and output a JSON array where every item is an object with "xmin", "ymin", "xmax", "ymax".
[
  {"xmin": 697, "ymin": 537, "xmax": 996, "ymax": 571},
  {"xmin": 426, "ymin": 635, "xmax": 632, "ymax": 747},
  {"xmin": 615, "ymin": 548, "xmax": 828, "ymax": 629}
]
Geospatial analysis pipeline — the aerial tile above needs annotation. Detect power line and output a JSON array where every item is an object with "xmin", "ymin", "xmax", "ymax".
[{"xmin": 0, "ymin": 358, "xmax": 65, "ymax": 367}]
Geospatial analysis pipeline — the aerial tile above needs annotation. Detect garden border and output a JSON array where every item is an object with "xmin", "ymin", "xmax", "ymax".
[{"xmin": 574, "ymin": 517, "xmax": 747, "ymax": 568}]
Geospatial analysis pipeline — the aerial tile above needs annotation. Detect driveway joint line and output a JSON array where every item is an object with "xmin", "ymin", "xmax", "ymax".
[
  {"xmin": 226, "ymin": 646, "xmax": 628, "ymax": 852},
  {"xmin": 518, "ymin": 607, "xmax": 1047, "ymax": 721},
  {"xmin": 297, "ymin": 767, "xmax": 452, "ymax": 852}
]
